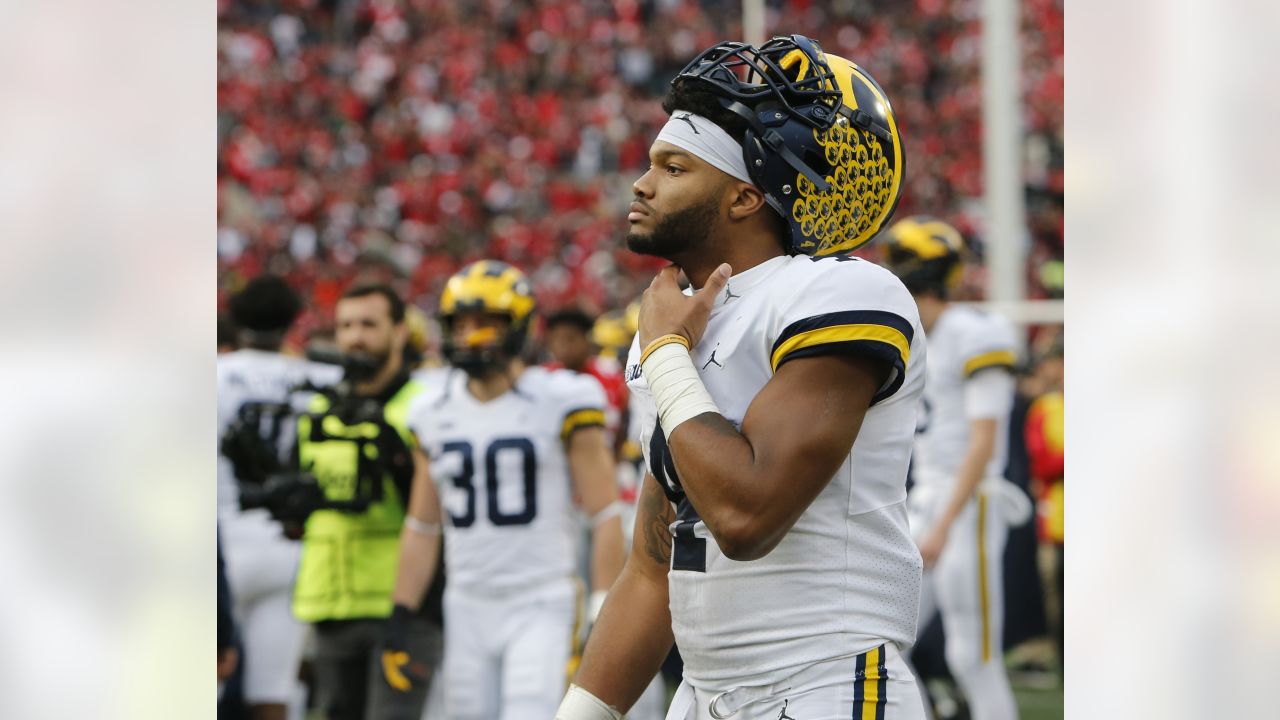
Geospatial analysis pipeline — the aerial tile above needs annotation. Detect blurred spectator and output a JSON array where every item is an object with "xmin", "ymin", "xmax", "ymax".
[
  {"xmin": 218, "ymin": 0, "xmax": 1063, "ymax": 335},
  {"xmin": 1024, "ymin": 329, "xmax": 1064, "ymax": 666}
]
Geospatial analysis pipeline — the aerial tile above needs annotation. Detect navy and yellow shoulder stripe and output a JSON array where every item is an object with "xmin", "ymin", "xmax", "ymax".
[
  {"xmin": 963, "ymin": 348, "xmax": 1017, "ymax": 377},
  {"xmin": 561, "ymin": 406, "xmax": 606, "ymax": 440},
  {"xmin": 771, "ymin": 310, "xmax": 914, "ymax": 402}
]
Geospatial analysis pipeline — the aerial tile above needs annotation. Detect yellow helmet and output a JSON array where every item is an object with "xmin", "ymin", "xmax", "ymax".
[
  {"xmin": 675, "ymin": 34, "xmax": 904, "ymax": 256},
  {"xmin": 624, "ymin": 300, "xmax": 640, "ymax": 337},
  {"xmin": 881, "ymin": 216, "xmax": 967, "ymax": 297},
  {"xmin": 591, "ymin": 298, "xmax": 642, "ymax": 362},
  {"xmin": 591, "ymin": 310, "xmax": 631, "ymax": 355},
  {"xmin": 404, "ymin": 305, "xmax": 430, "ymax": 353},
  {"xmin": 438, "ymin": 260, "xmax": 535, "ymax": 372}
]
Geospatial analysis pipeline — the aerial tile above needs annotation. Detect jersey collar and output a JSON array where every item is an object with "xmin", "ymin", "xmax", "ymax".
[{"xmin": 689, "ymin": 254, "xmax": 791, "ymax": 313}]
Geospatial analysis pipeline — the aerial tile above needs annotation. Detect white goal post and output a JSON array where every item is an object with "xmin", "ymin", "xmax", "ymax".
[
  {"xmin": 739, "ymin": 0, "xmax": 1056, "ymax": 336},
  {"xmin": 959, "ymin": 300, "xmax": 1064, "ymax": 328}
]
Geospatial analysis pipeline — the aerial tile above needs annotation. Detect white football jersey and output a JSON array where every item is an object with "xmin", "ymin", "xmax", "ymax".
[
  {"xmin": 408, "ymin": 366, "xmax": 607, "ymax": 593},
  {"xmin": 217, "ymin": 349, "xmax": 343, "ymax": 524},
  {"xmin": 911, "ymin": 305, "xmax": 1017, "ymax": 486},
  {"xmin": 624, "ymin": 254, "xmax": 926, "ymax": 688}
]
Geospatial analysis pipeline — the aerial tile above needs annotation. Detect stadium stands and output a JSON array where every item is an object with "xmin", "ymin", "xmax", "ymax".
[{"xmin": 217, "ymin": 0, "xmax": 1063, "ymax": 348}]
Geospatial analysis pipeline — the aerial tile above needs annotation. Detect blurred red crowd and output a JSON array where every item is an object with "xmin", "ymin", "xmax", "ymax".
[{"xmin": 218, "ymin": 0, "xmax": 1063, "ymax": 347}]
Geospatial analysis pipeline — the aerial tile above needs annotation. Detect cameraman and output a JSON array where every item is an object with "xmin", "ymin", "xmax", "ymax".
[
  {"xmin": 218, "ymin": 276, "xmax": 341, "ymax": 720},
  {"xmin": 292, "ymin": 283, "xmax": 443, "ymax": 720}
]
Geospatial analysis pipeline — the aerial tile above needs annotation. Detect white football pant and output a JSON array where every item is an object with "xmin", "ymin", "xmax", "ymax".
[
  {"xmin": 221, "ymin": 512, "xmax": 308, "ymax": 705},
  {"xmin": 442, "ymin": 577, "xmax": 577, "ymax": 720},
  {"xmin": 664, "ymin": 643, "xmax": 925, "ymax": 720},
  {"xmin": 912, "ymin": 488, "xmax": 1018, "ymax": 720}
]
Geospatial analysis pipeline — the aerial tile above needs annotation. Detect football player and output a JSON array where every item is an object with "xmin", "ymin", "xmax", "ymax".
[
  {"xmin": 543, "ymin": 307, "xmax": 670, "ymax": 720},
  {"xmin": 558, "ymin": 35, "xmax": 928, "ymax": 720},
  {"xmin": 395, "ymin": 261, "xmax": 626, "ymax": 720},
  {"xmin": 544, "ymin": 308, "xmax": 630, "ymax": 449},
  {"xmin": 882, "ymin": 217, "xmax": 1023, "ymax": 720},
  {"xmin": 217, "ymin": 276, "xmax": 341, "ymax": 720}
]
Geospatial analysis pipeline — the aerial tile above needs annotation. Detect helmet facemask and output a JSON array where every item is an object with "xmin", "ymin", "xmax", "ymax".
[
  {"xmin": 673, "ymin": 34, "xmax": 905, "ymax": 256},
  {"xmin": 441, "ymin": 311, "xmax": 525, "ymax": 379},
  {"xmin": 438, "ymin": 261, "xmax": 536, "ymax": 378}
]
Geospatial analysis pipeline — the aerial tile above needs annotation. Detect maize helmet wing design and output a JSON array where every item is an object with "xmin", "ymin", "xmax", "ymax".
[
  {"xmin": 439, "ymin": 260, "xmax": 535, "ymax": 373},
  {"xmin": 676, "ymin": 34, "xmax": 904, "ymax": 256},
  {"xmin": 881, "ymin": 216, "xmax": 967, "ymax": 297}
]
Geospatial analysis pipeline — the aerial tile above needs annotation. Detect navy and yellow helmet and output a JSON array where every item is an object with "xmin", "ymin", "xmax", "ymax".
[
  {"xmin": 676, "ymin": 34, "xmax": 904, "ymax": 256},
  {"xmin": 439, "ymin": 260, "xmax": 535, "ymax": 370},
  {"xmin": 881, "ymin": 216, "xmax": 967, "ymax": 297}
]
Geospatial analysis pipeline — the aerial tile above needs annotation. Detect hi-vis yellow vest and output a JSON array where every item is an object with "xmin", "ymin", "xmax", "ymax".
[{"xmin": 292, "ymin": 379, "xmax": 423, "ymax": 622}]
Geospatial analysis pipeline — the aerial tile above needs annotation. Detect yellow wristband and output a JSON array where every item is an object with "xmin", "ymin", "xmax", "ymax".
[{"xmin": 639, "ymin": 334, "xmax": 691, "ymax": 365}]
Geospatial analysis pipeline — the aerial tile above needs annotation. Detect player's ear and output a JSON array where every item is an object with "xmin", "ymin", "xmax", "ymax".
[{"xmin": 726, "ymin": 181, "xmax": 768, "ymax": 222}]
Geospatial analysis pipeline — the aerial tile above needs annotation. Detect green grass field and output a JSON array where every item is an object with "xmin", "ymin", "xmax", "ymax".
[
  {"xmin": 1010, "ymin": 638, "xmax": 1063, "ymax": 720},
  {"xmin": 916, "ymin": 650, "xmax": 1063, "ymax": 720},
  {"xmin": 1016, "ymin": 683, "xmax": 1065, "ymax": 720}
]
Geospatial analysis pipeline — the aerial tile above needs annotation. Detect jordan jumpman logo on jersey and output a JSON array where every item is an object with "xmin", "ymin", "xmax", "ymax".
[{"xmin": 702, "ymin": 344, "xmax": 723, "ymax": 370}]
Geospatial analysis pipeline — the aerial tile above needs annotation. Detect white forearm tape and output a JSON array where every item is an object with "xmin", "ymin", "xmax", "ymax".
[
  {"xmin": 404, "ymin": 515, "xmax": 442, "ymax": 536},
  {"xmin": 555, "ymin": 684, "xmax": 623, "ymax": 720},
  {"xmin": 641, "ymin": 342, "xmax": 721, "ymax": 435},
  {"xmin": 589, "ymin": 500, "xmax": 624, "ymax": 528}
]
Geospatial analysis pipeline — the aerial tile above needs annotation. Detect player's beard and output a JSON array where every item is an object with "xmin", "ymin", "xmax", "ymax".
[
  {"xmin": 343, "ymin": 344, "xmax": 391, "ymax": 381},
  {"xmin": 625, "ymin": 192, "xmax": 719, "ymax": 260}
]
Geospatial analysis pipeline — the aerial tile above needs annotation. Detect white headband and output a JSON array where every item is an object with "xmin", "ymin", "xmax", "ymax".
[{"xmin": 655, "ymin": 110, "xmax": 754, "ymax": 185}]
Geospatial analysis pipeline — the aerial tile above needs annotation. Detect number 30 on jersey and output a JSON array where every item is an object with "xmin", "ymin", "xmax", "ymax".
[{"xmin": 437, "ymin": 438, "xmax": 538, "ymax": 527}]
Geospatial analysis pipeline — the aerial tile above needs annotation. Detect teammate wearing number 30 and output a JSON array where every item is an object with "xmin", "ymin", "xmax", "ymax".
[
  {"xmin": 559, "ymin": 36, "xmax": 929, "ymax": 720},
  {"xmin": 396, "ymin": 260, "xmax": 626, "ymax": 720}
]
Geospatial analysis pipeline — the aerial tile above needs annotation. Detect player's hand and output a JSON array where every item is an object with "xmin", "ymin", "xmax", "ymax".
[
  {"xmin": 637, "ymin": 263, "xmax": 732, "ymax": 349},
  {"xmin": 380, "ymin": 604, "xmax": 430, "ymax": 692},
  {"xmin": 917, "ymin": 523, "xmax": 949, "ymax": 569}
]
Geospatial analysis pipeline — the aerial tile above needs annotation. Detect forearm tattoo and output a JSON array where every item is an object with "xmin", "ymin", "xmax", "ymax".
[{"xmin": 641, "ymin": 479, "xmax": 675, "ymax": 566}]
